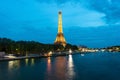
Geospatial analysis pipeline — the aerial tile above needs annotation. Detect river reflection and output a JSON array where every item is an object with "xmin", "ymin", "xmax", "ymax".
[
  {"xmin": 0, "ymin": 52, "xmax": 120, "ymax": 80},
  {"xmin": 67, "ymin": 54, "xmax": 75, "ymax": 79},
  {"xmin": 25, "ymin": 58, "xmax": 35, "ymax": 66},
  {"xmin": 54, "ymin": 57, "xmax": 67, "ymax": 80},
  {"xmin": 46, "ymin": 55, "xmax": 75, "ymax": 80},
  {"xmin": 47, "ymin": 57, "xmax": 51, "ymax": 72},
  {"xmin": 8, "ymin": 60, "xmax": 20, "ymax": 70},
  {"xmin": 31, "ymin": 58, "xmax": 35, "ymax": 66},
  {"xmin": 46, "ymin": 57, "xmax": 67, "ymax": 80},
  {"xmin": 25, "ymin": 58, "xmax": 29, "ymax": 66}
]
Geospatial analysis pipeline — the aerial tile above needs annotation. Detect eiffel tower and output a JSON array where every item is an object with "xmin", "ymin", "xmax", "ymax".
[{"xmin": 54, "ymin": 11, "xmax": 66, "ymax": 47}]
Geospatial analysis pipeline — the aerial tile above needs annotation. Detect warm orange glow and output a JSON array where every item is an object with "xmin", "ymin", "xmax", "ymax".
[
  {"xmin": 54, "ymin": 11, "xmax": 66, "ymax": 46},
  {"xmin": 58, "ymin": 11, "xmax": 63, "ymax": 33},
  {"xmin": 48, "ymin": 51, "xmax": 52, "ymax": 56},
  {"xmin": 47, "ymin": 57, "xmax": 51, "ymax": 72}
]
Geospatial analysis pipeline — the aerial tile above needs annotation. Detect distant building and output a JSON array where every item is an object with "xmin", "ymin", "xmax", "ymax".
[{"xmin": 0, "ymin": 52, "xmax": 5, "ymax": 58}]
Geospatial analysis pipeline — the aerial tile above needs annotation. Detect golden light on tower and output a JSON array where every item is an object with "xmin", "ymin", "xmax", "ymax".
[{"xmin": 54, "ymin": 11, "xmax": 66, "ymax": 47}]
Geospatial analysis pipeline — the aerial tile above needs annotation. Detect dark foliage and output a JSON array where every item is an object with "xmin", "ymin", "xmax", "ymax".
[{"xmin": 0, "ymin": 38, "xmax": 78, "ymax": 55}]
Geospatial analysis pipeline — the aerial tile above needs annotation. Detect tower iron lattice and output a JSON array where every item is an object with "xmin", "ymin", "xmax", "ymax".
[{"xmin": 54, "ymin": 11, "xmax": 66, "ymax": 47}]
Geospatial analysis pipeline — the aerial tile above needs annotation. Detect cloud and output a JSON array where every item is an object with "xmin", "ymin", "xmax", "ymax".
[
  {"xmin": 36, "ymin": 0, "xmax": 120, "ymax": 25},
  {"xmin": 1, "ymin": 0, "xmax": 119, "ymax": 26},
  {"xmin": 58, "ymin": 2, "xmax": 106, "ymax": 27},
  {"xmin": 0, "ymin": 0, "xmax": 106, "ymax": 28},
  {"xmin": 86, "ymin": 0, "xmax": 120, "ymax": 24}
]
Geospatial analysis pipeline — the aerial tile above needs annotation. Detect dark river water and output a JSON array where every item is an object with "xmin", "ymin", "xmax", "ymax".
[{"xmin": 0, "ymin": 52, "xmax": 120, "ymax": 80}]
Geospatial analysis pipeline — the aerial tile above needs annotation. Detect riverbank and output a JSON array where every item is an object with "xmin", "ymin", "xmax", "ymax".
[
  {"xmin": 0, "ymin": 55, "xmax": 41, "ymax": 61},
  {"xmin": 0, "ymin": 52, "xmax": 71, "ymax": 61},
  {"xmin": 0, "ymin": 51, "xmax": 108, "ymax": 61}
]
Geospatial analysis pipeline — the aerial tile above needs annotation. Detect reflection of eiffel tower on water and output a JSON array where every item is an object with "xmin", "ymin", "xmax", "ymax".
[{"xmin": 54, "ymin": 11, "xmax": 66, "ymax": 47}]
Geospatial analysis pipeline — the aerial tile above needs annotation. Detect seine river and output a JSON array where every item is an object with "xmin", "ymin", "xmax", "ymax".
[{"xmin": 0, "ymin": 52, "xmax": 120, "ymax": 80}]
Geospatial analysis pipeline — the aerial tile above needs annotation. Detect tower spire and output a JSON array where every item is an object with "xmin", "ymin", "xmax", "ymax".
[
  {"xmin": 54, "ymin": 11, "xmax": 66, "ymax": 47},
  {"xmin": 58, "ymin": 11, "xmax": 63, "ymax": 33}
]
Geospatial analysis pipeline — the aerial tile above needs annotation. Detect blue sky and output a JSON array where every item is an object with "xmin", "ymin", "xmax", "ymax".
[{"xmin": 0, "ymin": 0, "xmax": 120, "ymax": 48}]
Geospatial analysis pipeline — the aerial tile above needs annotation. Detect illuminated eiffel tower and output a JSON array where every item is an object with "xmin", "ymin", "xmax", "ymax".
[{"xmin": 54, "ymin": 11, "xmax": 66, "ymax": 47}]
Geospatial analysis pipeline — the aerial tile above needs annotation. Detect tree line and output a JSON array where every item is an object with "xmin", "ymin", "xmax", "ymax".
[{"xmin": 0, "ymin": 38, "xmax": 78, "ymax": 55}]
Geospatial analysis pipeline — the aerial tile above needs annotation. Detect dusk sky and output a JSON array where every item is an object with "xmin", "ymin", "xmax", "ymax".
[{"xmin": 0, "ymin": 0, "xmax": 120, "ymax": 48}]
